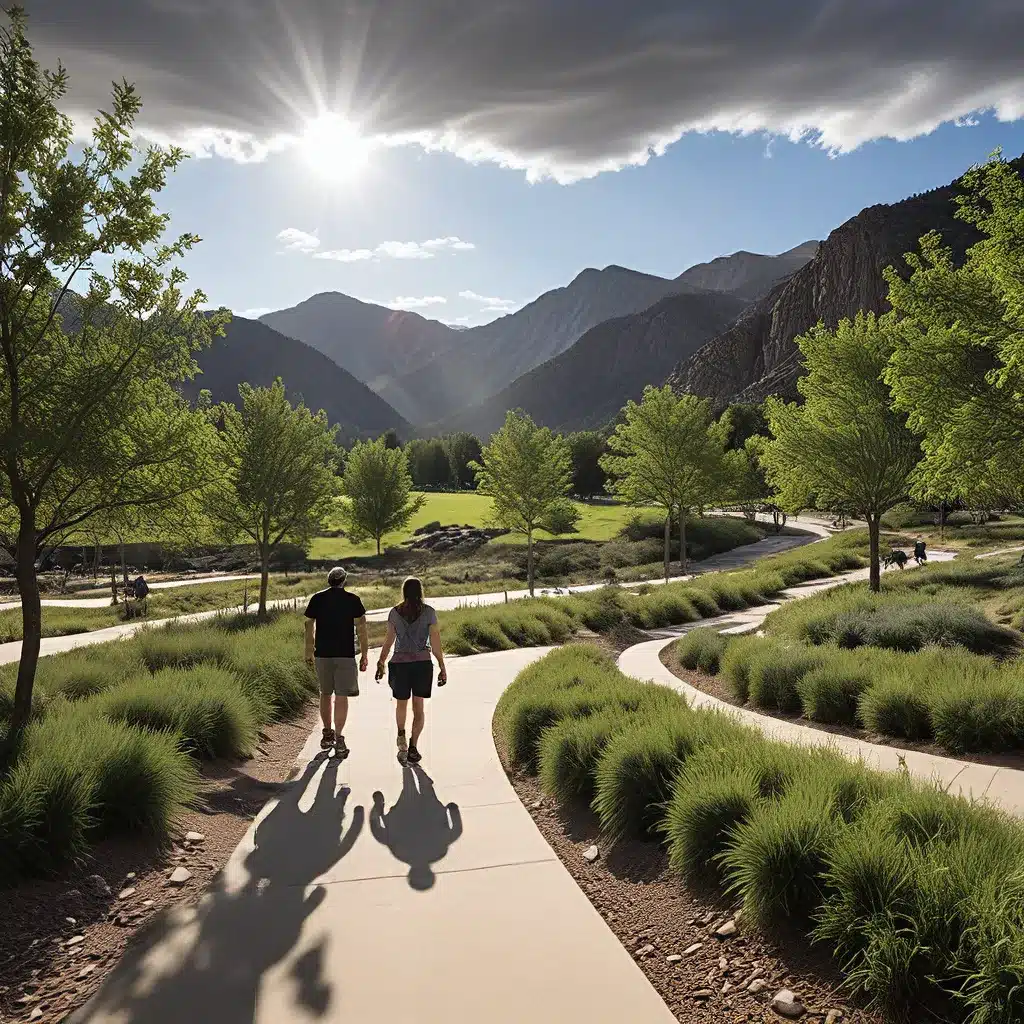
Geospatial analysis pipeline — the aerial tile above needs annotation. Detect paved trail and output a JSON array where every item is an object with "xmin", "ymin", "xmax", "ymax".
[{"xmin": 69, "ymin": 647, "xmax": 676, "ymax": 1024}]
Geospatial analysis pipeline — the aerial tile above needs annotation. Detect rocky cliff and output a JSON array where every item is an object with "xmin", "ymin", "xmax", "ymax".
[{"xmin": 665, "ymin": 166, "xmax": 1013, "ymax": 405}]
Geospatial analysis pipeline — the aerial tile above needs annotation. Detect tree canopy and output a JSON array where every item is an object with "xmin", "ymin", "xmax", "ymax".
[
  {"xmin": 761, "ymin": 311, "xmax": 920, "ymax": 590},
  {"xmin": 0, "ymin": 8, "xmax": 225, "ymax": 740},
  {"xmin": 602, "ymin": 386, "xmax": 729, "ymax": 577},
  {"xmin": 206, "ymin": 380, "xmax": 339, "ymax": 616},
  {"xmin": 884, "ymin": 153, "xmax": 1024, "ymax": 509},
  {"xmin": 472, "ymin": 410, "xmax": 578, "ymax": 595},
  {"xmin": 341, "ymin": 437, "xmax": 424, "ymax": 555}
]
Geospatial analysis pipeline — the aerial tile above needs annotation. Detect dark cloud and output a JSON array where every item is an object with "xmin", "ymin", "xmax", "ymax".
[{"xmin": 19, "ymin": 0, "xmax": 1024, "ymax": 181}]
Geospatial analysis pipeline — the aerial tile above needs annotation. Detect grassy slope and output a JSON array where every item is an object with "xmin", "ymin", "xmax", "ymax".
[{"xmin": 311, "ymin": 492, "xmax": 659, "ymax": 558}]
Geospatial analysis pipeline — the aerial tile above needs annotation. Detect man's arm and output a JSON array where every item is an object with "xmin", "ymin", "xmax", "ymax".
[
  {"xmin": 304, "ymin": 619, "xmax": 315, "ymax": 666},
  {"xmin": 356, "ymin": 615, "xmax": 369, "ymax": 672}
]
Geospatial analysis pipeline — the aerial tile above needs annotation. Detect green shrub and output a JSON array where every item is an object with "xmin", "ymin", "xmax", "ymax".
[
  {"xmin": 858, "ymin": 671, "xmax": 933, "ymax": 741},
  {"xmin": 928, "ymin": 672, "xmax": 1024, "ymax": 754},
  {"xmin": 663, "ymin": 757, "xmax": 760, "ymax": 881},
  {"xmin": 796, "ymin": 656, "xmax": 871, "ymax": 725},
  {"xmin": 720, "ymin": 634, "xmax": 761, "ymax": 703},
  {"xmin": 592, "ymin": 705, "xmax": 736, "ymax": 842},
  {"xmin": 227, "ymin": 643, "xmax": 317, "ymax": 721},
  {"xmin": 674, "ymin": 628, "xmax": 728, "ymax": 674},
  {"xmin": 538, "ymin": 709, "xmax": 623, "ymax": 804},
  {"xmin": 136, "ymin": 623, "xmax": 233, "ymax": 671},
  {"xmin": 723, "ymin": 782, "xmax": 843, "ymax": 925},
  {"xmin": 101, "ymin": 667, "xmax": 260, "ymax": 760},
  {"xmin": 747, "ymin": 644, "xmax": 822, "ymax": 713}
]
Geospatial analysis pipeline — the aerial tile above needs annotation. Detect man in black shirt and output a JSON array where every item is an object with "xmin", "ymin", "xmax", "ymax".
[{"xmin": 304, "ymin": 566, "xmax": 368, "ymax": 757}]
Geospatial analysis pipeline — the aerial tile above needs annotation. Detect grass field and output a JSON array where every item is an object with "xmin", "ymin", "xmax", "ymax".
[{"xmin": 310, "ymin": 492, "xmax": 657, "ymax": 558}]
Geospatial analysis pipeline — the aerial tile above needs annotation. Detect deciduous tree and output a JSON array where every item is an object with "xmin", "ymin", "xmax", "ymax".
[
  {"xmin": 472, "ymin": 411, "xmax": 578, "ymax": 595},
  {"xmin": 601, "ymin": 387, "xmax": 729, "ymax": 579},
  {"xmin": 207, "ymin": 380, "xmax": 339, "ymax": 617},
  {"xmin": 341, "ymin": 437, "xmax": 424, "ymax": 555},
  {"xmin": 761, "ymin": 312, "xmax": 920, "ymax": 591},
  {"xmin": 0, "ymin": 9, "xmax": 224, "ymax": 742}
]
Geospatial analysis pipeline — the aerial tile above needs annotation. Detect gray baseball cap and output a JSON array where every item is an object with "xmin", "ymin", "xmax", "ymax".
[{"xmin": 327, "ymin": 566, "xmax": 348, "ymax": 586}]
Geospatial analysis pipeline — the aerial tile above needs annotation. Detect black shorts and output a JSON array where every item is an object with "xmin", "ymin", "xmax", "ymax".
[{"xmin": 389, "ymin": 661, "xmax": 433, "ymax": 700}]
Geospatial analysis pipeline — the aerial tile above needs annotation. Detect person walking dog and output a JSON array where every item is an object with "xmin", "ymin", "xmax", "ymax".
[
  {"xmin": 376, "ymin": 577, "xmax": 447, "ymax": 764},
  {"xmin": 304, "ymin": 566, "xmax": 368, "ymax": 758}
]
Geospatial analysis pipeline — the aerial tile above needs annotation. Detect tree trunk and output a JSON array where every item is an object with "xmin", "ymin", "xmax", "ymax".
[
  {"xmin": 110, "ymin": 562, "xmax": 118, "ymax": 606},
  {"xmin": 7, "ymin": 518, "xmax": 42, "ymax": 745},
  {"xmin": 120, "ymin": 540, "xmax": 128, "ymax": 588},
  {"xmin": 93, "ymin": 542, "xmax": 100, "ymax": 581},
  {"xmin": 679, "ymin": 513, "xmax": 688, "ymax": 575},
  {"xmin": 527, "ymin": 528, "xmax": 535, "ymax": 596},
  {"xmin": 663, "ymin": 515, "xmax": 670, "ymax": 583},
  {"xmin": 376, "ymin": 534, "xmax": 381, "ymax": 556},
  {"xmin": 258, "ymin": 546, "xmax": 270, "ymax": 619},
  {"xmin": 867, "ymin": 512, "xmax": 881, "ymax": 593}
]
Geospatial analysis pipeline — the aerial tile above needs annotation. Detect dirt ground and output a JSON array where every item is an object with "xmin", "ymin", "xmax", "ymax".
[{"xmin": 0, "ymin": 703, "xmax": 320, "ymax": 1024}]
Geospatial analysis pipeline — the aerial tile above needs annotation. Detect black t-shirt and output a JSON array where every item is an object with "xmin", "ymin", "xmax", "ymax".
[{"xmin": 304, "ymin": 587, "xmax": 366, "ymax": 658}]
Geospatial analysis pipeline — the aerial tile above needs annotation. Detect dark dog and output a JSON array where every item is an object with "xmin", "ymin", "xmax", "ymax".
[{"xmin": 883, "ymin": 549, "xmax": 909, "ymax": 570}]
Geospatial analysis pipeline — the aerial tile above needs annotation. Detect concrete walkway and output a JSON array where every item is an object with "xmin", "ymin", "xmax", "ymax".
[
  {"xmin": 619, "ymin": 551, "xmax": 1024, "ymax": 819},
  {"xmin": 0, "ymin": 574, "xmax": 261, "ymax": 611},
  {"xmin": 0, "ymin": 525, "xmax": 827, "ymax": 665},
  {"xmin": 69, "ymin": 647, "xmax": 677, "ymax": 1024}
]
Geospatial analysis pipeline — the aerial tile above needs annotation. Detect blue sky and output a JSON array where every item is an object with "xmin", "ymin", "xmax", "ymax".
[
  {"xmin": 161, "ymin": 113, "xmax": 1024, "ymax": 326},
  {"xmin": 28, "ymin": 1, "xmax": 1024, "ymax": 327}
]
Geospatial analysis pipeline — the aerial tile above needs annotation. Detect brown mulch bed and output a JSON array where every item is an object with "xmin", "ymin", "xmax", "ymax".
[
  {"xmin": 659, "ymin": 641, "xmax": 1024, "ymax": 772},
  {"xmin": 0, "ymin": 702, "xmax": 320, "ymax": 1024},
  {"xmin": 493, "ymin": 724, "xmax": 886, "ymax": 1024}
]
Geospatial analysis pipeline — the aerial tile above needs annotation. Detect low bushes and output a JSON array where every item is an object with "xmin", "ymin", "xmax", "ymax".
[
  {"xmin": 500, "ymin": 647, "xmax": 1024, "ymax": 1021},
  {"xmin": 674, "ymin": 627, "xmax": 728, "ymax": 674},
  {"xmin": 447, "ymin": 531, "xmax": 870, "ymax": 656},
  {"xmin": 0, "ymin": 609, "xmax": 318, "ymax": 885}
]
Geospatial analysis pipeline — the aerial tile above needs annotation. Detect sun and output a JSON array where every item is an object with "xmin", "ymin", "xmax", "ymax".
[{"xmin": 298, "ymin": 113, "xmax": 371, "ymax": 180}]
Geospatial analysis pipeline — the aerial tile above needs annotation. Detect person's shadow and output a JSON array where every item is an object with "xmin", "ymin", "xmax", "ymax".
[
  {"xmin": 370, "ymin": 767, "xmax": 463, "ymax": 890},
  {"xmin": 70, "ymin": 755, "xmax": 363, "ymax": 1024}
]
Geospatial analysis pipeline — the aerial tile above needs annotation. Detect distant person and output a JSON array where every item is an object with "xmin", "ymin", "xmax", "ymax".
[
  {"xmin": 304, "ymin": 566, "xmax": 368, "ymax": 758},
  {"xmin": 376, "ymin": 577, "xmax": 447, "ymax": 765},
  {"xmin": 133, "ymin": 574, "xmax": 150, "ymax": 601},
  {"xmin": 913, "ymin": 537, "xmax": 927, "ymax": 565}
]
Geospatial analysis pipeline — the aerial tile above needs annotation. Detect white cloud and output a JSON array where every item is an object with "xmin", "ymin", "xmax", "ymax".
[
  {"xmin": 386, "ymin": 295, "xmax": 447, "ymax": 309},
  {"xmin": 298, "ymin": 236, "xmax": 475, "ymax": 261},
  {"xmin": 233, "ymin": 306, "xmax": 272, "ymax": 319},
  {"xmin": 32, "ymin": 1, "xmax": 1024, "ymax": 184},
  {"xmin": 459, "ymin": 289, "xmax": 517, "ymax": 313},
  {"xmin": 276, "ymin": 228, "xmax": 320, "ymax": 253}
]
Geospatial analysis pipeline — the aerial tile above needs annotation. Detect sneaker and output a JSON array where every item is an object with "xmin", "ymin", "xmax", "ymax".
[
  {"xmin": 320, "ymin": 728, "xmax": 335, "ymax": 750},
  {"xmin": 406, "ymin": 743, "xmax": 422, "ymax": 765},
  {"xmin": 397, "ymin": 730, "xmax": 408, "ymax": 762},
  {"xmin": 335, "ymin": 734, "xmax": 349, "ymax": 759}
]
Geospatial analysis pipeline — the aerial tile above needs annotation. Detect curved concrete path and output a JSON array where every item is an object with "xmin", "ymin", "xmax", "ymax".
[
  {"xmin": 69, "ymin": 646, "xmax": 677, "ymax": 1024},
  {"xmin": 618, "ymin": 552, "xmax": 1024, "ymax": 820},
  {"xmin": 0, "ymin": 574, "xmax": 261, "ymax": 611}
]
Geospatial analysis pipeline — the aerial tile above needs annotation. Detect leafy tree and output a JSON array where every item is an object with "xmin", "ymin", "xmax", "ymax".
[
  {"xmin": 206, "ymin": 380, "xmax": 338, "ymax": 617},
  {"xmin": 442, "ymin": 431, "xmax": 482, "ymax": 489},
  {"xmin": 341, "ymin": 437, "xmax": 424, "ymax": 555},
  {"xmin": 472, "ymin": 410, "xmax": 579, "ymax": 595},
  {"xmin": 566, "ymin": 431, "xmax": 608, "ymax": 498},
  {"xmin": 381, "ymin": 428, "xmax": 401, "ymax": 450},
  {"xmin": 719, "ymin": 403, "xmax": 768, "ymax": 451},
  {"xmin": 0, "ymin": 9, "xmax": 225, "ymax": 742},
  {"xmin": 884, "ymin": 153, "xmax": 1024, "ymax": 509},
  {"xmin": 761, "ymin": 312, "xmax": 920, "ymax": 591},
  {"xmin": 602, "ymin": 387, "xmax": 730, "ymax": 579},
  {"xmin": 406, "ymin": 438, "xmax": 450, "ymax": 488}
]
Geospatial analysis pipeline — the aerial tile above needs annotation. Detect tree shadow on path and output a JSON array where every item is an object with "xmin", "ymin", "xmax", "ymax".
[
  {"xmin": 370, "ymin": 766, "xmax": 462, "ymax": 890},
  {"xmin": 70, "ymin": 754, "xmax": 363, "ymax": 1024}
]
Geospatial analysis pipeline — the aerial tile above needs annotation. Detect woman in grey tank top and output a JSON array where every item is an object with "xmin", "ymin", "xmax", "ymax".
[{"xmin": 376, "ymin": 577, "xmax": 447, "ymax": 764}]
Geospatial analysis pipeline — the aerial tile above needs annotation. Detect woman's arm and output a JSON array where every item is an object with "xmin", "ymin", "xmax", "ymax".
[
  {"xmin": 377, "ymin": 621, "xmax": 397, "ymax": 676},
  {"xmin": 429, "ymin": 622, "xmax": 446, "ymax": 682}
]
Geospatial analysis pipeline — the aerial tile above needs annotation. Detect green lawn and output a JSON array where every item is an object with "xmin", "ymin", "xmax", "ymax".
[{"xmin": 310, "ymin": 492, "xmax": 656, "ymax": 558}]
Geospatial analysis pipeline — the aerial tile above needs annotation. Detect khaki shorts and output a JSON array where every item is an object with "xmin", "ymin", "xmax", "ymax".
[{"xmin": 315, "ymin": 657, "xmax": 359, "ymax": 697}]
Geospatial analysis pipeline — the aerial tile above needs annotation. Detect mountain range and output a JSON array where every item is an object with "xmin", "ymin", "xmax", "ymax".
[
  {"xmin": 188, "ymin": 156, "xmax": 1017, "ymax": 446},
  {"xmin": 183, "ymin": 316, "xmax": 411, "ymax": 445}
]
